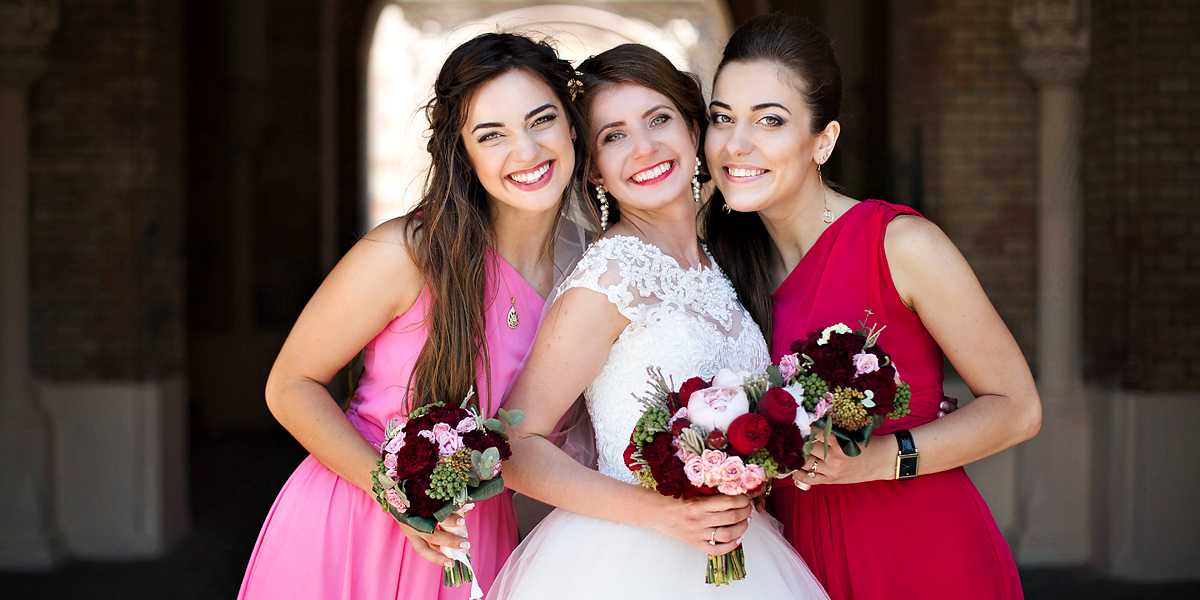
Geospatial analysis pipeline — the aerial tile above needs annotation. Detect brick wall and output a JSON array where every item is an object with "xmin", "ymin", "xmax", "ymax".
[
  {"xmin": 889, "ymin": 0, "xmax": 1039, "ymax": 365},
  {"xmin": 29, "ymin": 0, "xmax": 186, "ymax": 381},
  {"xmin": 1084, "ymin": 1, "xmax": 1200, "ymax": 391}
]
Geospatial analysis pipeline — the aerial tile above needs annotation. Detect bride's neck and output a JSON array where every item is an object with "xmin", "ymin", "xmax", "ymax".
[{"xmin": 612, "ymin": 197, "xmax": 703, "ymax": 269}]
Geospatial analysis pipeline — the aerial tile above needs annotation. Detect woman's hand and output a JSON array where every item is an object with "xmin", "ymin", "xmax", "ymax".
[
  {"xmin": 396, "ymin": 514, "xmax": 471, "ymax": 568},
  {"xmin": 650, "ymin": 492, "xmax": 751, "ymax": 556},
  {"xmin": 793, "ymin": 432, "xmax": 896, "ymax": 488}
]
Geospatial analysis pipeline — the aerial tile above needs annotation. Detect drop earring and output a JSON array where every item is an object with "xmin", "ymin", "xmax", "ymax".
[
  {"xmin": 596, "ymin": 184, "xmax": 609, "ymax": 231},
  {"xmin": 817, "ymin": 161, "xmax": 833, "ymax": 224},
  {"xmin": 692, "ymin": 156, "xmax": 701, "ymax": 203}
]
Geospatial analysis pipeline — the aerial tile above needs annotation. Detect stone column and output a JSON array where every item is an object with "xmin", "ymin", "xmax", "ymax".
[
  {"xmin": 0, "ymin": 0, "xmax": 63, "ymax": 570},
  {"xmin": 1012, "ymin": 0, "xmax": 1091, "ymax": 565}
]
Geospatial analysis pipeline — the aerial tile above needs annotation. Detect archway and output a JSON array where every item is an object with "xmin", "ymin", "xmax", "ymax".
[{"xmin": 365, "ymin": 2, "xmax": 732, "ymax": 227}]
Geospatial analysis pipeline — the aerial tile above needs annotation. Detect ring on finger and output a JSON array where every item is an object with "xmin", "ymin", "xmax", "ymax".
[{"xmin": 709, "ymin": 528, "xmax": 718, "ymax": 546}]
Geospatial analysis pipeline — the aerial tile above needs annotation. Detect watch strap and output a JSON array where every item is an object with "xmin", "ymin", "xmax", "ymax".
[{"xmin": 894, "ymin": 429, "xmax": 919, "ymax": 480}]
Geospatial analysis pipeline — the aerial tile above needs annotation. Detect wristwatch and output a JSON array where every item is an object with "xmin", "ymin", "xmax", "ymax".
[{"xmin": 894, "ymin": 430, "xmax": 919, "ymax": 480}]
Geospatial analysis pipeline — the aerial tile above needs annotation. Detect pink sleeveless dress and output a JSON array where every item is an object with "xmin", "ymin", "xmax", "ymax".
[
  {"xmin": 238, "ymin": 250, "xmax": 541, "ymax": 600},
  {"xmin": 768, "ymin": 200, "xmax": 1022, "ymax": 600}
]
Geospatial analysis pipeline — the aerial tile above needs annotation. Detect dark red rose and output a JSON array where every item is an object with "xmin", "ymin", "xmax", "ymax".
[
  {"xmin": 678, "ymin": 377, "xmax": 710, "ymax": 407},
  {"xmin": 671, "ymin": 418, "xmax": 692, "ymax": 436},
  {"xmin": 758, "ymin": 387, "xmax": 799, "ymax": 424},
  {"xmin": 406, "ymin": 478, "xmax": 441, "ymax": 517},
  {"xmin": 623, "ymin": 445, "xmax": 640, "ymax": 472},
  {"xmin": 727, "ymin": 413, "xmax": 771, "ymax": 455},
  {"xmin": 650, "ymin": 455, "xmax": 689, "ymax": 498},
  {"xmin": 666, "ymin": 392, "xmax": 683, "ymax": 412},
  {"xmin": 766, "ymin": 423, "xmax": 807, "ymax": 471},
  {"xmin": 394, "ymin": 436, "xmax": 438, "ymax": 479},
  {"xmin": 707, "ymin": 429, "xmax": 728, "ymax": 449}
]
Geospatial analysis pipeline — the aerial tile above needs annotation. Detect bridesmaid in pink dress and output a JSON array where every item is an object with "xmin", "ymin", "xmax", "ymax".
[
  {"xmin": 238, "ymin": 33, "xmax": 588, "ymax": 599},
  {"xmin": 703, "ymin": 16, "xmax": 1041, "ymax": 600}
]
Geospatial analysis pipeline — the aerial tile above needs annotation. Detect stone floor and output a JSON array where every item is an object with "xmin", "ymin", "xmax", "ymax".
[{"xmin": 2, "ymin": 432, "xmax": 1198, "ymax": 599}]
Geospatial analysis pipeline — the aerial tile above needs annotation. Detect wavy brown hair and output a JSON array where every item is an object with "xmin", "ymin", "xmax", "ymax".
[
  {"xmin": 703, "ymin": 14, "xmax": 842, "ymax": 338},
  {"xmin": 573, "ymin": 44, "xmax": 710, "ymax": 226},
  {"xmin": 404, "ymin": 33, "xmax": 587, "ymax": 413}
]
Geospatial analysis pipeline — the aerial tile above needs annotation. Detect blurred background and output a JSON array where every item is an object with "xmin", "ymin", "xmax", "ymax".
[{"xmin": 1, "ymin": 0, "xmax": 1198, "ymax": 598}]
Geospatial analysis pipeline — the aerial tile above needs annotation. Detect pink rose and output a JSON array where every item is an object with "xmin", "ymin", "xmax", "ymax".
[
  {"xmin": 386, "ymin": 467, "xmax": 398, "ymax": 480},
  {"xmin": 779, "ymin": 353, "xmax": 801, "ymax": 381},
  {"xmin": 385, "ymin": 488, "xmax": 406, "ymax": 512},
  {"xmin": 684, "ymin": 456, "xmax": 706, "ymax": 487},
  {"xmin": 383, "ymin": 453, "xmax": 398, "ymax": 471},
  {"xmin": 675, "ymin": 446, "xmax": 697, "ymax": 463},
  {"xmin": 384, "ymin": 435, "xmax": 405, "ymax": 454},
  {"xmin": 718, "ymin": 456, "xmax": 747, "ymax": 484},
  {"xmin": 700, "ymin": 449, "xmax": 726, "ymax": 471},
  {"xmin": 435, "ymin": 431, "xmax": 463, "ymax": 457},
  {"xmin": 815, "ymin": 392, "xmax": 834, "ymax": 419},
  {"xmin": 853, "ymin": 351, "xmax": 880, "ymax": 376},
  {"xmin": 417, "ymin": 430, "xmax": 436, "ymax": 443},
  {"xmin": 432, "ymin": 423, "xmax": 453, "ymax": 436},
  {"xmin": 740, "ymin": 463, "xmax": 766, "ymax": 493},
  {"xmin": 455, "ymin": 416, "xmax": 478, "ymax": 433},
  {"xmin": 718, "ymin": 477, "xmax": 747, "ymax": 496}
]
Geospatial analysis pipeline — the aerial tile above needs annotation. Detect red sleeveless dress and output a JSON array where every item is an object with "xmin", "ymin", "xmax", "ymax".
[{"xmin": 768, "ymin": 199, "xmax": 1022, "ymax": 600}]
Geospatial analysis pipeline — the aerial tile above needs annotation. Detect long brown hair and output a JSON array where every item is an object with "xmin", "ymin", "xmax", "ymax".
[
  {"xmin": 405, "ymin": 33, "xmax": 587, "ymax": 412},
  {"xmin": 573, "ymin": 44, "xmax": 710, "ymax": 226},
  {"xmin": 703, "ymin": 14, "xmax": 842, "ymax": 338}
]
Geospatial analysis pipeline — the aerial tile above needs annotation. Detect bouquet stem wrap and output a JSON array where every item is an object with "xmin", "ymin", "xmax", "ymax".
[
  {"xmin": 706, "ymin": 545, "xmax": 746, "ymax": 586},
  {"xmin": 439, "ymin": 504, "xmax": 482, "ymax": 599}
]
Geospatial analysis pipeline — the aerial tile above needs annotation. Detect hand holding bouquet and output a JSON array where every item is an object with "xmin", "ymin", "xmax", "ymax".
[
  {"xmin": 623, "ymin": 368, "xmax": 809, "ymax": 585},
  {"xmin": 777, "ymin": 313, "xmax": 913, "ymax": 488},
  {"xmin": 371, "ymin": 389, "xmax": 523, "ymax": 599}
]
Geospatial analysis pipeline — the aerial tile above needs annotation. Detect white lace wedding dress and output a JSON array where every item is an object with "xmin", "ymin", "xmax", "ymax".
[{"xmin": 487, "ymin": 236, "xmax": 829, "ymax": 600}]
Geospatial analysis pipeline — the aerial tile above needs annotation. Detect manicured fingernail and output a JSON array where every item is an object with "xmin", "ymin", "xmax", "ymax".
[
  {"xmin": 445, "ymin": 561, "xmax": 454, "ymax": 568},
  {"xmin": 747, "ymin": 513, "xmax": 753, "ymax": 524},
  {"xmin": 460, "ymin": 541, "xmax": 470, "ymax": 549},
  {"xmin": 938, "ymin": 412, "xmax": 946, "ymax": 418},
  {"xmin": 457, "ymin": 518, "xmax": 465, "ymax": 526},
  {"xmin": 736, "ymin": 536, "xmax": 744, "ymax": 545}
]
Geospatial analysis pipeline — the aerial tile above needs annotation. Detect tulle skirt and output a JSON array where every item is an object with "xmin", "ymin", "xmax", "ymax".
[{"xmin": 487, "ymin": 507, "xmax": 829, "ymax": 600}]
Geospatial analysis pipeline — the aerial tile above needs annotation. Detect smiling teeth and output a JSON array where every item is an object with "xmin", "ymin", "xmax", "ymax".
[
  {"xmin": 728, "ymin": 167, "xmax": 767, "ymax": 178},
  {"xmin": 510, "ymin": 162, "xmax": 550, "ymax": 184},
  {"xmin": 631, "ymin": 162, "xmax": 672, "ymax": 183}
]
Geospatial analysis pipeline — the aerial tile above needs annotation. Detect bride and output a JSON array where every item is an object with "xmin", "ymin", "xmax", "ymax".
[{"xmin": 487, "ymin": 44, "xmax": 829, "ymax": 599}]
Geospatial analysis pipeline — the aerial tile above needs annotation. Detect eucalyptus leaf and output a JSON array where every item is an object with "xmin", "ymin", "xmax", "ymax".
[
  {"xmin": 484, "ymin": 418, "xmax": 503, "ymax": 431},
  {"xmin": 470, "ymin": 449, "xmax": 484, "ymax": 473},
  {"xmin": 767, "ymin": 365, "xmax": 784, "ymax": 387},
  {"xmin": 505, "ymin": 409, "xmax": 525, "ymax": 427},
  {"xmin": 862, "ymin": 397, "xmax": 876, "ymax": 409}
]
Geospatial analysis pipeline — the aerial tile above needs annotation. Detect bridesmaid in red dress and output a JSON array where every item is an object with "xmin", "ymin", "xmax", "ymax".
[{"xmin": 703, "ymin": 15, "xmax": 1041, "ymax": 600}]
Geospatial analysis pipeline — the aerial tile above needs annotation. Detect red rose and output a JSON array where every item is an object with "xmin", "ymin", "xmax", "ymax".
[
  {"xmin": 727, "ymin": 413, "xmax": 771, "ymax": 455},
  {"xmin": 671, "ymin": 418, "xmax": 692, "ymax": 436},
  {"xmin": 678, "ymin": 377, "xmax": 710, "ymax": 407},
  {"xmin": 758, "ymin": 387, "xmax": 799, "ymax": 424},
  {"xmin": 707, "ymin": 429, "xmax": 728, "ymax": 449},
  {"xmin": 666, "ymin": 392, "xmax": 683, "ymax": 412},
  {"xmin": 624, "ymin": 445, "xmax": 640, "ymax": 472}
]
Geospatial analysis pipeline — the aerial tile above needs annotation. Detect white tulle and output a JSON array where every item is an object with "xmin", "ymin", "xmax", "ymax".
[{"xmin": 488, "ymin": 236, "xmax": 829, "ymax": 600}]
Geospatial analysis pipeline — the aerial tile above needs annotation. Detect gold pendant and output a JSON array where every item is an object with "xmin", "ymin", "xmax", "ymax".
[
  {"xmin": 507, "ymin": 299, "xmax": 519, "ymax": 329},
  {"xmin": 822, "ymin": 209, "xmax": 834, "ymax": 224}
]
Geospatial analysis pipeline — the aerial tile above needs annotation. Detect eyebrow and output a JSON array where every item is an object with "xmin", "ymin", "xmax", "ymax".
[
  {"xmin": 470, "ymin": 103, "xmax": 557, "ymax": 134},
  {"xmin": 708, "ymin": 100, "xmax": 792, "ymax": 115},
  {"xmin": 595, "ymin": 104, "xmax": 675, "ymax": 141}
]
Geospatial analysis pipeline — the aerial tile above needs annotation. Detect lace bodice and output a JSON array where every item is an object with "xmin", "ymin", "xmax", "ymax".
[{"xmin": 558, "ymin": 236, "xmax": 770, "ymax": 484}]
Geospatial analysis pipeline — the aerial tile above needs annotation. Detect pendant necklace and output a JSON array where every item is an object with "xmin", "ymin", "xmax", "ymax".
[{"xmin": 502, "ymin": 246, "xmax": 550, "ymax": 329}]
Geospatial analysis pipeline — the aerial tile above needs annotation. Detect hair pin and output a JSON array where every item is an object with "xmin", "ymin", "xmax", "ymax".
[{"xmin": 567, "ymin": 70, "xmax": 583, "ymax": 101}]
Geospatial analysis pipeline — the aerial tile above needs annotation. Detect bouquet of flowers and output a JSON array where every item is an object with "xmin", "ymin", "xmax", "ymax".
[
  {"xmin": 778, "ymin": 313, "xmax": 912, "ymax": 463},
  {"xmin": 623, "ymin": 367, "xmax": 810, "ymax": 586},
  {"xmin": 370, "ymin": 389, "xmax": 523, "ymax": 599}
]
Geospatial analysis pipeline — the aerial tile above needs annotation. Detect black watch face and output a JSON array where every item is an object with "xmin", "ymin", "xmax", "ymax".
[{"xmin": 899, "ymin": 456, "xmax": 918, "ymax": 479}]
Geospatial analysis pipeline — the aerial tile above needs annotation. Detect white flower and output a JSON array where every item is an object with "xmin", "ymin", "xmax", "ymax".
[
  {"xmin": 687, "ymin": 382, "xmax": 749, "ymax": 433},
  {"xmin": 818, "ymin": 323, "xmax": 853, "ymax": 345}
]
